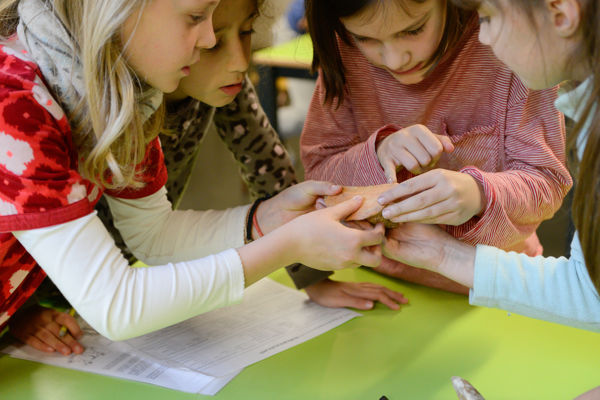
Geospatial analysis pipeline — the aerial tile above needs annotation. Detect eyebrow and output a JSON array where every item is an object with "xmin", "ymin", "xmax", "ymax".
[
  {"xmin": 213, "ymin": 10, "xmax": 259, "ymax": 35},
  {"xmin": 348, "ymin": 10, "xmax": 431, "ymax": 41}
]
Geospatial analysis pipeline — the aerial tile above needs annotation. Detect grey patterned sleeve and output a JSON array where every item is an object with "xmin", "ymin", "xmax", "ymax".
[{"xmin": 213, "ymin": 76, "xmax": 331, "ymax": 289}]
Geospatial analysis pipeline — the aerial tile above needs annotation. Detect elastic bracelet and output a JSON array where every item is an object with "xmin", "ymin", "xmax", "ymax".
[
  {"xmin": 245, "ymin": 195, "xmax": 271, "ymax": 243},
  {"xmin": 252, "ymin": 208, "xmax": 264, "ymax": 238}
]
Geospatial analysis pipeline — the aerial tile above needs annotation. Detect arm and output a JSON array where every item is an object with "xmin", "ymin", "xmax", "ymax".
[
  {"xmin": 14, "ymin": 213, "xmax": 246, "ymax": 341},
  {"xmin": 300, "ymin": 74, "xmax": 389, "ymax": 186},
  {"xmin": 212, "ymin": 77, "xmax": 331, "ymax": 288},
  {"xmin": 383, "ymin": 224, "xmax": 600, "ymax": 332},
  {"xmin": 471, "ymin": 235, "xmax": 600, "ymax": 331},
  {"xmin": 105, "ymin": 187, "xmax": 248, "ymax": 263},
  {"xmin": 452, "ymin": 85, "xmax": 573, "ymax": 250},
  {"xmin": 213, "ymin": 76, "xmax": 297, "ymax": 197}
]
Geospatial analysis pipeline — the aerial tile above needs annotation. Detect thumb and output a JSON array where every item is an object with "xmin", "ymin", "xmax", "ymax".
[
  {"xmin": 301, "ymin": 180, "xmax": 343, "ymax": 197},
  {"xmin": 327, "ymin": 195, "xmax": 364, "ymax": 220},
  {"xmin": 382, "ymin": 160, "xmax": 398, "ymax": 184},
  {"xmin": 436, "ymin": 134, "xmax": 455, "ymax": 153}
]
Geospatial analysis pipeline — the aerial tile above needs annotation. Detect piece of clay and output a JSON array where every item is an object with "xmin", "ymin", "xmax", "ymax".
[
  {"xmin": 451, "ymin": 376, "xmax": 485, "ymax": 400},
  {"xmin": 323, "ymin": 184, "xmax": 398, "ymax": 228}
]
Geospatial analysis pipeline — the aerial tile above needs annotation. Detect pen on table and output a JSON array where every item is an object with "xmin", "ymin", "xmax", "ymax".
[{"xmin": 58, "ymin": 308, "xmax": 76, "ymax": 337}]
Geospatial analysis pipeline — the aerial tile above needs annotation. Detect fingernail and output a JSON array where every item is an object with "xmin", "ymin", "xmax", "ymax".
[
  {"xmin": 365, "ymin": 301, "xmax": 374, "ymax": 308},
  {"xmin": 382, "ymin": 210, "xmax": 390, "ymax": 218},
  {"xmin": 353, "ymin": 195, "xmax": 362, "ymax": 201},
  {"xmin": 378, "ymin": 197, "xmax": 385, "ymax": 205},
  {"xmin": 331, "ymin": 184, "xmax": 340, "ymax": 190}
]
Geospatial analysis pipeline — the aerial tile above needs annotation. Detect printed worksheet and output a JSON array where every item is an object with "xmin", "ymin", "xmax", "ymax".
[
  {"xmin": 124, "ymin": 278, "xmax": 361, "ymax": 377},
  {"xmin": 2, "ymin": 325, "xmax": 239, "ymax": 395},
  {"xmin": 2, "ymin": 278, "xmax": 360, "ymax": 394}
]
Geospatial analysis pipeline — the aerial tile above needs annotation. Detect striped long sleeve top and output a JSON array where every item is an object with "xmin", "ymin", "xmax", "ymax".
[{"xmin": 300, "ymin": 24, "xmax": 572, "ymax": 255}]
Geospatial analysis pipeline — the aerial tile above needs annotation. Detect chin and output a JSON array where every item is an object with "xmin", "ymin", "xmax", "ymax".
[{"xmin": 391, "ymin": 73, "xmax": 425, "ymax": 85}]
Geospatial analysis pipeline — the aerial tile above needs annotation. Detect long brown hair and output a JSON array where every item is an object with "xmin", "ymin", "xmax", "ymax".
[
  {"xmin": 305, "ymin": 0, "xmax": 475, "ymax": 106},
  {"xmin": 452, "ymin": 0, "xmax": 600, "ymax": 290}
]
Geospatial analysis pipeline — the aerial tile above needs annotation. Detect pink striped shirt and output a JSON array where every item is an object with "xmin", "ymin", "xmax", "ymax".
[{"xmin": 301, "ymin": 24, "xmax": 572, "ymax": 255}]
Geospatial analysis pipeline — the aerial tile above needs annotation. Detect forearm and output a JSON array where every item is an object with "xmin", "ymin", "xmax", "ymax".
[
  {"xmin": 14, "ymin": 213, "xmax": 245, "ymax": 341},
  {"xmin": 106, "ymin": 188, "xmax": 248, "ymax": 264},
  {"xmin": 437, "ymin": 239, "xmax": 476, "ymax": 288},
  {"xmin": 471, "ymin": 238, "xmax": 600, "ymax": 331},
  {"xmin": 376, "ymin": 260, "xmax": 469, "ymax": 295},
  {"xmin": 454, "ymin": 167, "xmax": 571, "ymax": 249}
]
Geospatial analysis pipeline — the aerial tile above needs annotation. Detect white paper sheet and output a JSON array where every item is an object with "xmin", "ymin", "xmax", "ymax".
[
  {"xmin": 124, "ymin": 278, "xmax": 361, "ymax": 376},
  {"xmin": 3, "ymin": 327, "xmax": 239, "ymax": 395},
  {"xmin": 2, "ymin": 278, "xmax": 360, "ymax": 394}
]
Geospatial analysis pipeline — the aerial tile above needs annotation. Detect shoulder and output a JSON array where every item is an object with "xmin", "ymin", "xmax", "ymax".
[{"xmin": 0, "ymin": 38, "xmax": 67, "ymax": 123}]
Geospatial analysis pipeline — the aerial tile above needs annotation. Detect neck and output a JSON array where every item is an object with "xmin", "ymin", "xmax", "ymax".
[{"xmin": 164, "ymin": 87, "xmax": 189, "ymax": 105}]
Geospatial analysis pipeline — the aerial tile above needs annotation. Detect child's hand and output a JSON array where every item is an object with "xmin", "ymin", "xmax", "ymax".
[
  {"xmin": 383, "ymin": 223, "xmax": 475, "ymax": 288},
  {"xmin": 304, "ymin": 279, "xmax": 408, "ymax": 310},
  {"xmin": 376, "ymin": 124, "xmax": 454, "ymax": 182},
  {"xmin": 383, "ymin": 224, "xmax": 451, "ymax": 271},
  {"xmin": 9, "ymin": 305, "xmax": 84, "ymax": 356},
  {"xmin": 282, "ymin": 196, "xmax": 385, "ymax": 270},
  {"xmin": 377, "ymin": 169, "xmax": 484, "ymax": 226},
  {"xmin": 256, "ymin": 180, "xmax": 343, "ymax": 235}
]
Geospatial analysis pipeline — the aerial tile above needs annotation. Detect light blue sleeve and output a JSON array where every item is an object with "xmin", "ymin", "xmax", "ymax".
[{"xmin": 470, "ymin": 232, "xmax": 600, "ymax": 332}]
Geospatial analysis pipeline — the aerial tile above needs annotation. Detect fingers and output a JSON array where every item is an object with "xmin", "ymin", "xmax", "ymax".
[
  {"xmin": 382, "ymin": 159, "xmax": 398, "ymax": 184},
  {"xmin": 326, "ymin": 195, "xmax": 364, "ymax": 219},
  {"xmin": 396, "ymin": 148, "xmax": 427, "ymax": 175},
  {"xmin": 378, "ymin": 173, "xmax": 436, "ymax": 206},
  {"xmin": 299, "ymin": 181, "xmax": 342, "ymax": 197},
  {"xmin": 34, "ymin": 325, "xmax": 77, "ymax": 356},
  {"xmin": 383, "ymin": 191, "xmax": 448, "ymax": 223},
  {"xmin": 355, "ymin": 246, "xmax": 382, "ymax": 268},
  {"xmin": 55, "ymin": 312, "xmax": 83, "ymax": 340},
  {"xmin": 60, "ymin": 333, "xmax": 85, "ymax": 355},
  {"xmin": 342, "ymin": 284, "xmax": 409, "ymax": 310},
  {"xmin": 23, "ymin": 335, "xmax": 55, "ymax": 353},
  {"xmin": 437, "ymin": 134, "xmax": 455, "ymax": 153}
]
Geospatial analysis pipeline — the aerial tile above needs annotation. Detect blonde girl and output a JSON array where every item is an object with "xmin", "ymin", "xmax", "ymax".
[{"xmin": 0, "ymin": 0, "xmax": 384, "ymax": 354}]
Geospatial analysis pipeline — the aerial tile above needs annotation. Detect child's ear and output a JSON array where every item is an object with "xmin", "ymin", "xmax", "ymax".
[{"xmin": 545, "ymin": 0, "xmax": 581, "ymax": 37}]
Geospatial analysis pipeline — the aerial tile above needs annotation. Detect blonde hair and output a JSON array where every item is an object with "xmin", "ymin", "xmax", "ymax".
[{"xmin": 0, "ymin": 0, "xmax": 164, "ymax": 189}]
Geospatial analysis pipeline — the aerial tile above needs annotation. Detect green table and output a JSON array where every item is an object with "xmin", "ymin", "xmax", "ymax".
[{"xmin": 1, "ymin": 267, "xmax": 597, "ymax": 399}]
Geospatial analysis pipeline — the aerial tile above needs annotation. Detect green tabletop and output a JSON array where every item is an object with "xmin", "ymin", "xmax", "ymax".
[
  {"xmin": 252, "ymin": 34, "xmax": 313, "ymax": 69},
  {"xmin": 1, "ymin": 267, "xmax": 597, "ymax": 400}
]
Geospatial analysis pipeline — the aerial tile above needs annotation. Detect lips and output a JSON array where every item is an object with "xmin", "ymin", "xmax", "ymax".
[{"xmin": 220, "ymin": 82, "xmax": 243, "ymax": 96}]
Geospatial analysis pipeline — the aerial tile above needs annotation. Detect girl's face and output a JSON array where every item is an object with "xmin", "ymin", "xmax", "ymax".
[
  {"xmin": 171, "ymin": 0, "xmax": 257, "ymax": 106},
  {"xmin": 341, "ymin": 0, "xmax": 447, "ymax": 85},
  {"xmin": 121, "ymin": 0, "xmax": 220, "ymax": 93},
  {"xmin": 477, "ymin": 0, "xmax": 580, "ymax": 89}
]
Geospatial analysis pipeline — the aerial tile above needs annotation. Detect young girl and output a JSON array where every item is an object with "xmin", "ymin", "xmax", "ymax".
[
  {"xmin": 0, "ymin": 0, "xmax": 386, "ymax": 354},
  {"xmin": 380, "ymin": 0, "xmax": 598, "ymax": 396},
  {"xmin": 381, "ymin": 0, "xmax": 600, "ymax": 331},
  {"xmin": 298, "ymin": 0, "xmax": 572, "ymax": 294},
  {"xmin": 7, "ymin": 0, "xmax": 407, "ymax": 356}
]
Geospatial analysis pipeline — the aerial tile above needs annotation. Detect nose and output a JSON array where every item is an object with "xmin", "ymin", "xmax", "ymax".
[
  {"xmin": 381, "ymin": 42, "xmax": 411, "ymax": 72},
  {"xmin": 227, "ymin": 38, "xmax": 249, "ymax": 73},
  {"xmin": 196, "ymin": 20, "xmax": 217, "ymax": 50}
]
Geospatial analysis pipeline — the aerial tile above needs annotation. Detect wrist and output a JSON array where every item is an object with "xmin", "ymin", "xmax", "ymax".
[
  {"xmin": 245, "ymin": 195, "xmax": 272, "ymax": 243},
  {"xmin": 439, "ymin": 238, "xmax": 475, "ymax": 288}
]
